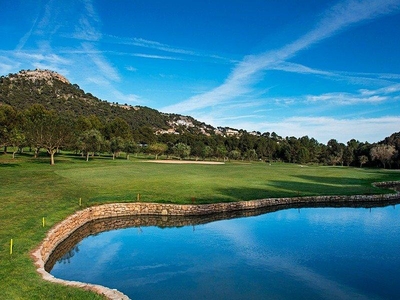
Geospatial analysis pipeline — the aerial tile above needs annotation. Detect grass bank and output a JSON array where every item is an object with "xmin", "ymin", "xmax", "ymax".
[{"xmin": 1, "ymin": 152, "xmax": 399, "ymax": 299}]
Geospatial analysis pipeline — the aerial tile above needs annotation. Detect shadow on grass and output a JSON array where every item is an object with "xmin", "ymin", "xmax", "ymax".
[
  {"xmin": 293, "ymin": 175, "xmax": 367, "ymax": 186},
  {"xmin": 24, "ymin": 152, "xmax": 120, "ymax": 165},
  {"xmin": 267, "ymin": 180, "xmax": 378, "ymax": 196},
  {"xmin": 213, "ymin": 178, "xmax": 394, "ymax": 203},
  {"xmin": 205, "ymin": 186, "xmax": 299, "ymax": 203},
  {"xmin": 293, "ymin": 173, "xmax": 400, "ymax": 191},
  {"xmin": 0, "ymin": 162, "xmax": 20, "ymax": 168}
]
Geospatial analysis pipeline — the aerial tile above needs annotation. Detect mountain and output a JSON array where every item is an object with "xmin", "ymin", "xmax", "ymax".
[
  {"xmin": 1, "ymin": 69, "xmax": 397, "ymax": 146},
  {"xmin": 0, "ymin": 69, "xmax": 218, "ymax": 136},
  {"xmin": 1, "ymin": 69, "xmax": 399, "ymax": 167}
]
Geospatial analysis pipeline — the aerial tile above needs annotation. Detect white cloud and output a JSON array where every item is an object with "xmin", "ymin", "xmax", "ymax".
[
  {"xmin": 302, "ymin": 81, "xmax": 400, "ymax": 105},
  {"xmin": 271, "ymin": 61, "xmax": 334, "ymax": 76},
  {"xmin": 85, "ymin": 76, "xmax": 110, "ymax": 86},
  {"xmin": 378, "ymin": 83, "xmax": 400, "ymax": 94},
  {"xmin": 104, "ymin": 35, "xmax": 234, "ymax": 63},
  {"xmin": 14, "ymin": 51, "xmax": 70, "ymax": 65},
  {"xmin": 73, "ymin": 17, "xmax": 102, "ymax": 41},
  {"xmin": 271, "ymin": 61, "xmax": 400, "ymax": 87},
  {"xmin": 0, "ymin": 56, "xmax": 19, "ymax": 74},
  {"xmin": 112, "ymin": 90, "xmax": 142, "ymax": 105},
  {"xmin": 129, "ymin": 53, "xmax": 183, "ymax": 61},
  {"xmin": 306, "ymin": 92, "xmax": 388, "ymax": 104},
  {"xmin": 120, "ymin": 36, "xmax": 197, "ymax": 56},
  {"xmin": 126, "ymin": 66, "xmax": 137, "ymax": 72},
  {"xmin": 162, "ymin": 0, "xmax": 400, "ymax": 114},
  {"xmin": 207, "ymin": 220, "xmax": 370, "ymax": 300},
  {"xmin": 82, "ymin": 43, "xmax": 120, "ymax": 82},
  {"xmin": 196, "ymin": 110, "xmax": 400, "ymax": 143},
  {"xmin": 256, "ymin": 116, "xmax": 400, "ymax": 143}
]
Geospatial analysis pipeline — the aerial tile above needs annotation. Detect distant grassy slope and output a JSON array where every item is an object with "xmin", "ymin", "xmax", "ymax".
[{"xmin": 1, "ymin": 152, "xmax": 399, "ymax": 299}]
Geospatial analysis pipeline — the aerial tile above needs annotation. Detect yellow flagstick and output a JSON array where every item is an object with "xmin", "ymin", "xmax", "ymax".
[
  {"xmin": 10, "ymin": 239, "xmax": 13, "ymax": 255},
  {"xmin": 79, "ymin": 197, "xmax": 82, "ymax": 206},
  {"xmin": 42, "ymin": 217, "xmax": 45, "ymax": 227}
]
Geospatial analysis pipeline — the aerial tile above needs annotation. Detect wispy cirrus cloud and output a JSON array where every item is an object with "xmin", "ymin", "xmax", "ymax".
[
  {"xmin": 208, "ymin": 221, "xmax": 370, "ymax": 300},
  {"xmin": 81, "ymin": 43, "xmax": 120, "ymax": 81},
  {"xmin": 0, "ymin": 56, "xmax": 19, "ymax": 74},
  {"xmin": 223, "ymin": 116, "xmax": 400, "ymax": 143},
  {"xmin": 129, "ymin": 53, "xmax": 183, "ymax": 61},
  {"xmin": 72, "ymin": 0, "xmax": 102, "ymax": 41},
  {"xmin": 105, "ymin": 35, "xmax": 197, "ymax": 56},
  {"xmin": 103, "ymin": 35, "xmax": 234, "ymax": 63},
  {"xmin": 271, "ymin": 61, "xmax": 400, "ymax": 86},
  {"xmin": 13, "ymin": 51, "xmax": 70, "ymax": 65},
  {"xmin": 162, "ymin": 0, "xmax": 400, "ymax": 114},
  {"xmin": 306, "ymin": 92, "xmax": 388, "ymax": 104},
  {"xmin": 305, "ymin": 81, "xmax": 400, "ymax": 105}
]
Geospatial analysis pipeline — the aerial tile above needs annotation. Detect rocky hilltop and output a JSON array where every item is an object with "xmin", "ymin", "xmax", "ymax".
[
  {"xmin": 13, "ymin": 69, "xmax": 70, "ymax": 85},
  {"xmin": 0, "ymin": 69, "xmax": 222, "ymax": 138}
]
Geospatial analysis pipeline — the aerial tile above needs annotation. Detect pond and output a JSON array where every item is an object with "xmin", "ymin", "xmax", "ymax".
[{"xmin": 49, "ymin": 202, "xmax": 400, "ymax": 300}]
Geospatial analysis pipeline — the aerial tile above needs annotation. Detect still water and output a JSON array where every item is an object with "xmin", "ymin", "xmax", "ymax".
[{"xmin": 50, "ymin": 205, "xmax": 400, "ymax": 300}]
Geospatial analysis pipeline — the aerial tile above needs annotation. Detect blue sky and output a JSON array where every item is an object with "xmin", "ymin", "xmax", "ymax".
[{"xmin": 1, "ymin": 0, "xmax": 400, "ymax": 143}]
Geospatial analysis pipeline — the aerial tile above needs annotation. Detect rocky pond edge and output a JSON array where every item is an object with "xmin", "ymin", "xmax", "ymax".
[{"xmin": 31, "ymin": 181, "xmax": 400, "ymax": 300}]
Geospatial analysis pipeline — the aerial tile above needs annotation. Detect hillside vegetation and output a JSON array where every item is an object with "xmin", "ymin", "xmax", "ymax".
[{"xmin": 1, "ymin": 69, "xmax": 399, "ymax": 168}]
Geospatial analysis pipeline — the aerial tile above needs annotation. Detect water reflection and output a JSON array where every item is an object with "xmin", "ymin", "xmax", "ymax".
[
  {"xmin": 57, "ymin": 246, "xmax": 80, "ymax": 265},
  {"xmin": 46, "ymin": 199, "xmax": 399, "ymax": 272},
  {"xmin": 49, "ymin": 200, "xmax": 400, "ymax": 300}
]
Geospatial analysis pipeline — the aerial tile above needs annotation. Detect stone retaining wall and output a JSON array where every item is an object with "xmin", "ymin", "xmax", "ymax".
[{"xmin": 32, "ymin": 182, "xmax": 400, "ymax": 300}]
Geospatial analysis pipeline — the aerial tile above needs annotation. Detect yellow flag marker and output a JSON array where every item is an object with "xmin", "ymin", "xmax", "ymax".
[
  {"xmin": 10, "ymin": 239, "xmax": 13, "ymax": 255},
  {"xmin": 79, "ymin": 197, "xmax": 82, "ymax": 206},
  {"xmin": 42, "ymin": 217, "xmax": 45, "ymax": 227}
]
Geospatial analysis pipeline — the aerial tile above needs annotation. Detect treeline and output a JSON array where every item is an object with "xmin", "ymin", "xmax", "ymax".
[{"xmin": 1, "ymin": 104, "xmax": 399, "ymax": 168}]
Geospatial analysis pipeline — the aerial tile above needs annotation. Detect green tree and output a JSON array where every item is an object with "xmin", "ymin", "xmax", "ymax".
[
  {"xmin": 9, "ymin": 128, "xmax": 25, "ymax": 159},
  {"xmin": 24, "ymin": 104, "xmax": 74, "ymax": 165},
  {"xmin": 0, "ymin": 104, "xmax": 19, "ymax": 153},
  {"xmin": 229, "ymin": 149, "xmax": 241, "ymax": 160},
  {"xmin": 173, "ymin": 143, "xmax": 191, "ymax": 159},
  {"xmin": 133, "ymin": 126, "xmax": 156, "ymax": 145},
  {"xmin": 327, "ymin": 139, "xmax": 344, "ymax": 166},
  {"xmin": 297, "ymin": 147, "xmax": 310, "ymax": 164},
  {"xmin": 299, "ymin": 136, "xmax": 321, "ymax": 163},
  {"xmin": 189, "ymin": 140, "xmax": 206, "ymax": 160},
  {"xmin": 238, "ymin": 132, "xmax": 256, "ymax": 154},
  {"xmin": 216, "ymin": 145, "xmax": 228, "ymax": 161},
  {"xmin": 104, "ymin": 117, "xmax": 131, "ymax": 140},
  {"xmin": 343, "ymin": 139, "xmax": 359, "ymax": 166},
  {"xmin": 246, "ymin": 149, "xmax": 258, "ymax": 161},
  {"xmin": 202, "ymin": 145, "xmax": 213, "ymax": 160},
  {"xmin": 343, "ymin": 147, "xmax": 354, "ymax": 166},
  {"xmin": 110, "ymin": 136, "xmax": 125, "ymax": 160},
  {"xmin": 124, "ymin": 139, "xmax": 137, "ymax": 160},
  {"xmin": 148, "ymin": 142, "xmax": 168, "ymax": 160},
  {"xmin": 78, "ymin": 129, "xmax": 103, "ymax": 161}
]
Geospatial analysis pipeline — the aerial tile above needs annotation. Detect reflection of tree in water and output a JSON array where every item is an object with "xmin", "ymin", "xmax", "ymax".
[{"xmin": 58, "ymin": 245, "xmax": 80, "ymax": 264}]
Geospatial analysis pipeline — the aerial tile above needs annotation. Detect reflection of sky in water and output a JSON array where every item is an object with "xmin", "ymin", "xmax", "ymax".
[{"xmin": 51, "ymin": 206, "xmax": 400, "ymax": 299}]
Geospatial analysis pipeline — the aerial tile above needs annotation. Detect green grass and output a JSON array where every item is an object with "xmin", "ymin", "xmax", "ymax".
[{"xmin": 1, "ymin": 152, "xmax": 400, "ymax": 299}]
